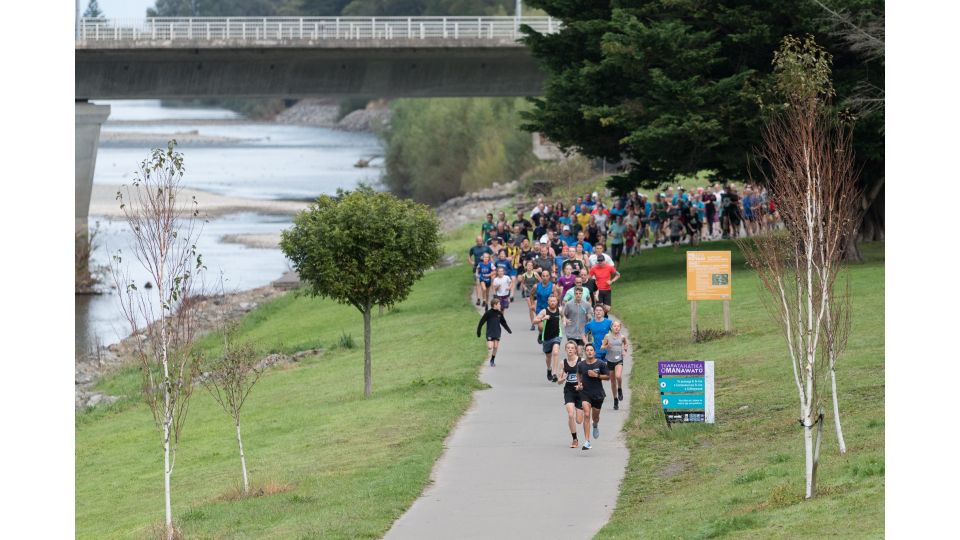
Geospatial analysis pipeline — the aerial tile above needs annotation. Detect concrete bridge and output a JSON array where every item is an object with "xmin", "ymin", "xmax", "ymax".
[{"xmin": 75, "ymin": 16, "xmax": 556, "ymax": 235}]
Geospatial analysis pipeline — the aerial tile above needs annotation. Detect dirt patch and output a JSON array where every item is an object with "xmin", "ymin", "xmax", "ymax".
[{"xmin": 658, "ymin": 461, "xmax": 686, "ymax": 479}]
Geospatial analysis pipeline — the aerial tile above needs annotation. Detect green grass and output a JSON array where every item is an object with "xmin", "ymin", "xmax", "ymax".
[
  {"xmin": 596, "ymin": 240, "xmax": 884, "ymax": 539},
  {"xmin": 76, "ymin": 228, "xmax": 487, "ymax": 539}
]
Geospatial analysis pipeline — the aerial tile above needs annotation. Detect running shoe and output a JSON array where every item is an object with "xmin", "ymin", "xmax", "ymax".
[
  {"xmin": 618, "ymin": 388, "xmax": 623, "ymax": 401},
  {"xmin": 613, "ymin": 398, "xmax": 619, "ymax": 410},
  {"xmin": 482, "ymin": 301, "xmax": 488, "ymax": 309},
  {"xmin": 570, "ymin": 439, "xmax": 579, "ymax": 449},
  {"xmin": 489, "ymin": 359, "xmax": 495, "ymax": 367},
  {"xmin": 552, "ymin": 374, "xmax": 559, "ymax": 383},
  {"xmin": 593, "ymin": 424, "xmax": 600, "ymax": 439},
  {"xmin": 547, "ymin": 370, "xmax": 553, "ymax": 382},
  {"xmin": 476, "ymin": 298, "xmax": 481, "ymax": 306},
  {"xmin": 530, "ymin": 324, "xmax": 535, "ymax": 331},
  {"xmin": 581, "ymin": 441, "xmax": 592, "ymax": 451}
]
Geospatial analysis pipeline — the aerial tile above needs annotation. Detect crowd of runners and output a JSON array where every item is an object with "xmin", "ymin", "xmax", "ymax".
[{"xmin": 473, "ymin": 182, "xmax": 773, "ymax": 451}]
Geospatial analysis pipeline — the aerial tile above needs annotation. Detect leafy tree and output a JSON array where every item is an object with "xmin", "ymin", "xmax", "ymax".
[
  {"xmin": 111, "ymin": 142, "xmax": 206, "ymax": 539},
  {"xmin": 521, "ymin": 0, "xmax": 883, "ymax": 238},
  {"xmin": 83, "ymin": 0, "xmax": 104, "ymax": 18},
  {"xmin": 202, "ymin": 322, "xmax": 263, "ymax": 496},
  {"xmin": 383, "ymin": 98, "xmax": 535, "ymax": 204},
  {"xmin": 280, "ymin": 187, "xmax": 442, "ymax": 397}
]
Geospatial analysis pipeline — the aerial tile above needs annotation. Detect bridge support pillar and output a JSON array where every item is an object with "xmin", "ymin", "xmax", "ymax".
[{"xmin": 75, "ymin": 101, "xmax": 110, "ymax": 286}]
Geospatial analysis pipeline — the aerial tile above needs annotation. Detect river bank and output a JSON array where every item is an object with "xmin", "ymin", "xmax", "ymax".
[{"xmin": 77, "ymin": 179, "xmax": 525, "ymax": 409}]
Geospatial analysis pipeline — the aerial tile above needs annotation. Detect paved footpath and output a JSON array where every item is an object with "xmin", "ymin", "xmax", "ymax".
[{"xmin": 385, "ymin": 292, "xmax": 631, "ymax": 539}]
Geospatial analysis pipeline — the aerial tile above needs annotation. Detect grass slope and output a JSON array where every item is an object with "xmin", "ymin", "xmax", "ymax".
[
  {"xmin": 76, "ymin": 260, "xmax": 486, "ymax": 538},
  {"xmin": 597, "ymin": 240, "xmax": 884, "ymax": 539}
]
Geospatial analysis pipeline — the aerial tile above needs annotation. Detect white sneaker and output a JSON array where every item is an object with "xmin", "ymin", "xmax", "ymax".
[{"xmin": 581, "ymin": 441, "xmax": 592, "ymax": 451}]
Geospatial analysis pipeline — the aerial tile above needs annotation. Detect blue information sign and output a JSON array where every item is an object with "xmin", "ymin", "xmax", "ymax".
[
  {"xmin": 658, "ymin": 377, "xmax": 704, "ymax": 393},
  {"xmin": 661, "ymin": 394, "xmax": 705, "ymax": 410}
]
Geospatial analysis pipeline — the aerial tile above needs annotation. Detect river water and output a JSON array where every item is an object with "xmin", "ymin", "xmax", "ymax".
[{"xmin": 76, "ymin": 100, "xmax": 383, "ymax": 358}]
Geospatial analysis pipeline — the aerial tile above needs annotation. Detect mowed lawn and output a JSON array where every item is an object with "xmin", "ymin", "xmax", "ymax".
[
  {"xmin": 597, "ymin": 240, "xmax": 884, "ymax": 539},
  {"xmin": 75, "ymin": 261, "xmax": 486, "ymax": 538}
]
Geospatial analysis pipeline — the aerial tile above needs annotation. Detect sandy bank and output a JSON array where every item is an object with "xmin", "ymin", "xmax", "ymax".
[
  {"xmin": 89, "ymin": 183, "xmax": 311, "ymax": 219},
  {"xmin": 99, "ymin": 129, "xmax": 254, "ymax": 146}
]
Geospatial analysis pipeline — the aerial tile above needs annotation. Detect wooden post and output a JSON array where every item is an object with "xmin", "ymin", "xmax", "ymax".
[
  {"xmin": 722, "ymin": 300, "xmax": 731, "ymax": 334},
  {"xmin": 690, "ymin": 301, "xmax": 698, "ymax": 341}
]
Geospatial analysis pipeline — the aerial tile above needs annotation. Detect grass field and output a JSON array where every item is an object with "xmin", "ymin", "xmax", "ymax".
[
  {"xmin": 75, "ymin": 231, "xmax": 487, "ymax": 539},
  {"xmin": 597, "ymin": 240, "xmax": 885, "ymax": 539}
]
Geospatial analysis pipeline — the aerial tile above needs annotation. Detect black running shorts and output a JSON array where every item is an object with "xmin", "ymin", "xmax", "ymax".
[
  {"xmin": 581, "ymin": 394, "xmax": 604, "ymax": 410},
  {"xmin": 563, "ymin": 385, "xmax": 583, "ymax": 409},
  {"xmin": 598, "ymin": 289, "xmax": 612, "ymax": 306}
]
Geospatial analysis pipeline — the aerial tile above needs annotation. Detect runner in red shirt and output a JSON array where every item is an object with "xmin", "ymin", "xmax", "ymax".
[{"xmin": 588, "ymin": 256, "xmax": 620, "ymax": 313}]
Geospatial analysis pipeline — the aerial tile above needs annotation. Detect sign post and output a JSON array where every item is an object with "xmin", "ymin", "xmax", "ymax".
[
  {"xmin": 659, "ymin": 361, "xmax": 715, "ymax": 425},
  {"xmin": 686, "ymin": 251, "xmax": 732, "ymax": 338}
]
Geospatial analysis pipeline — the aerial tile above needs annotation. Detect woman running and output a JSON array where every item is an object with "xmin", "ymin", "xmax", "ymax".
[
  {"xmin": 475, "ymin": 252, "xmax": 495, "ymax": 309},
  {"xmin": 577, "ymin": 344, "xmax": 610, "ymax": 450},
  {"xmin": 557, "ymin": 340, "xmax": 584, "ymax": 448},
  {"xmin": 476, "ymin": 297, "xmax": 512, "ymax": 367},
  {"xmin": 601, "ymin": 320, "xmax": 628, "ymax": 410},
  {"xmin": 491, "ymin": 266, "xmax": 513, "ymax": 311}
]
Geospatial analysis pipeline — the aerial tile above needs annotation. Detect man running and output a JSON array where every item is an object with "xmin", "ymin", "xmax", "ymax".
[
  {"xmin": 563, "ymin": 286, "xmax": 592, "ymax": 354},
  {"xmin": 584, "ymin": 305, "xmax": 612, "ymax": 362},
  {"xmin": 533, "ymin": 295, "xmax": 564, "ymax": 383},
  {"xmin": 557, "ymin": 341, "xmax": 584, "ymax": 448},
  {"xmin": 588, "ymin": 254, "xmax": 620, "ymax": 313},
  {"xmin": 577, "ymin": 344, "xmax": 610, "ymax": 450},
  {"xmin": 476, "ymin": 297, "xmax": 512, "ymax": 367}
]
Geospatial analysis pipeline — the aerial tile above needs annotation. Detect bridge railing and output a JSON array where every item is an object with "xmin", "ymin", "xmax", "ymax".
[{"xmin": 77, "ymin": 16, "xmax": 561, "ymax": 43}]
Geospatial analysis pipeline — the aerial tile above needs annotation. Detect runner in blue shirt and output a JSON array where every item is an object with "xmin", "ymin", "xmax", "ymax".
[
  {"xmin": 476, "ymin": 252, "xmax": 495, "ymax": 309},
  {"xmin": 584, "ymin": 305, "xmax": 613, "ymax": 361}
]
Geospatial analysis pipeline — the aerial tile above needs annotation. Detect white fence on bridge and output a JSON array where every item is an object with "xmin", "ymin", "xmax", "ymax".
[{"xmin": 77, "ymin": 16, "xmax": 561, "ymax": 43}]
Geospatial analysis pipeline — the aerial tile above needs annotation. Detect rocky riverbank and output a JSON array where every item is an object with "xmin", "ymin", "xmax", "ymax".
[
  {"xmin": 76, "ymin": 284, "xmax": 287, "ymax": 410},
  {"xmin": 274, "ymin": 98, "xmax": 392, "ymax": 133},
  {"xmin": 435, "ymin": 180, "xmax": 533, "ymax": 234}
]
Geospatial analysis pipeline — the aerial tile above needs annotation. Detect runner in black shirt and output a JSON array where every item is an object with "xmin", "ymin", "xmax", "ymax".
[
  {"xmin": 513, "ymin": 210, "xmax": 533, "ymax": 241},
  {"xmin": 533, "ymin": 295, "xmax": 564, "ymax": 383},
  {"xmin": 577, "ymin": 344, "xmax": 610, "ymax": 450},
  {"xmin": 476, "ymin": 298, "xmax": 512, "ymax": 367},
  {"xmin": 556, "ymin": 341, "xmax": 584, "ymax": 448}
]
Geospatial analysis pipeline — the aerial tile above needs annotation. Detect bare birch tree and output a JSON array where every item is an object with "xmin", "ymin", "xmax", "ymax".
[
  {"xmin": 738, "ymin": 36, "xmax": 862, "ymax": 498},
  {"xmin": 202, "ymin": 321, "xmax": 263, "ymax": 496},
  {"xmin": 111, "ymin": 141, "xmax": 205, "ymax": 539}
]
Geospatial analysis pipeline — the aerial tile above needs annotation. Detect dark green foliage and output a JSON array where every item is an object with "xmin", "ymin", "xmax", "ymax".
[
  {"xmin": 148, "ymin": 0, "xmax": 515, "ymax": 17},
  {"xmin": 382, "ymin": 98, "xmax": 536, "ymax": 204},
  {"xmin": 521, "ymin": 0, "xmax": 883, "ymax": 199},
  {"xmin": 147, "ymin": 0, "xmax": 286, "ymax": 16},
  {"xmin": 280, "ymin": 186, "xmax": 442, "ymax": 312}
]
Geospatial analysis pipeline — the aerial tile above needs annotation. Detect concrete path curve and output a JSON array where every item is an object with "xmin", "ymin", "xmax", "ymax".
[{"xmin": 385, "ymin": 291, "xmax": 632, "ymax": 539}]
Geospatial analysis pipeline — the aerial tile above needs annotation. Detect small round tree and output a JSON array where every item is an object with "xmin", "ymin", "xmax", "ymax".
[{"xmin": 280, "ymin": 186, "xmax": 442, "ymax": 397}]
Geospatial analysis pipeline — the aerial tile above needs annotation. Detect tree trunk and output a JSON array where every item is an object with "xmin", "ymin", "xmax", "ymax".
[
  {"xmin": 379, "ymin": 304, "xmax": 384, "ymax": 317},
  {"xmin": 804, "ymin": 420, "xmax": 815, "ymax": 499},
  {"xmin": 164, "ymin": 421, "xmax": 173, "ymax": 539},
  {"xmin": 236, "ymin": 419, "xmax": 249, "ymax": 495},
  {"xmin": 843, "ymin": 235, "xmax": 863, "ymax": 262},
  {"xmin": 831, "ymin": 368, "xmax": 847, "ymax": 454},
  {"xmin": 363, "ymin": 304, "xmax": 372, "ymax": 398}
]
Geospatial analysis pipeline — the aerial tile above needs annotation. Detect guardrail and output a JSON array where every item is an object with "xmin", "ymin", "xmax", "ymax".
[{"xmin": 76, "ymin": 16, "xmax": 561, "ymax": 43}]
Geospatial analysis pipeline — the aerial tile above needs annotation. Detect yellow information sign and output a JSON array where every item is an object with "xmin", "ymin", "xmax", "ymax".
[{"xmin": 686, "ymin": 251, "xmax": 732, "ymax": 301}]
